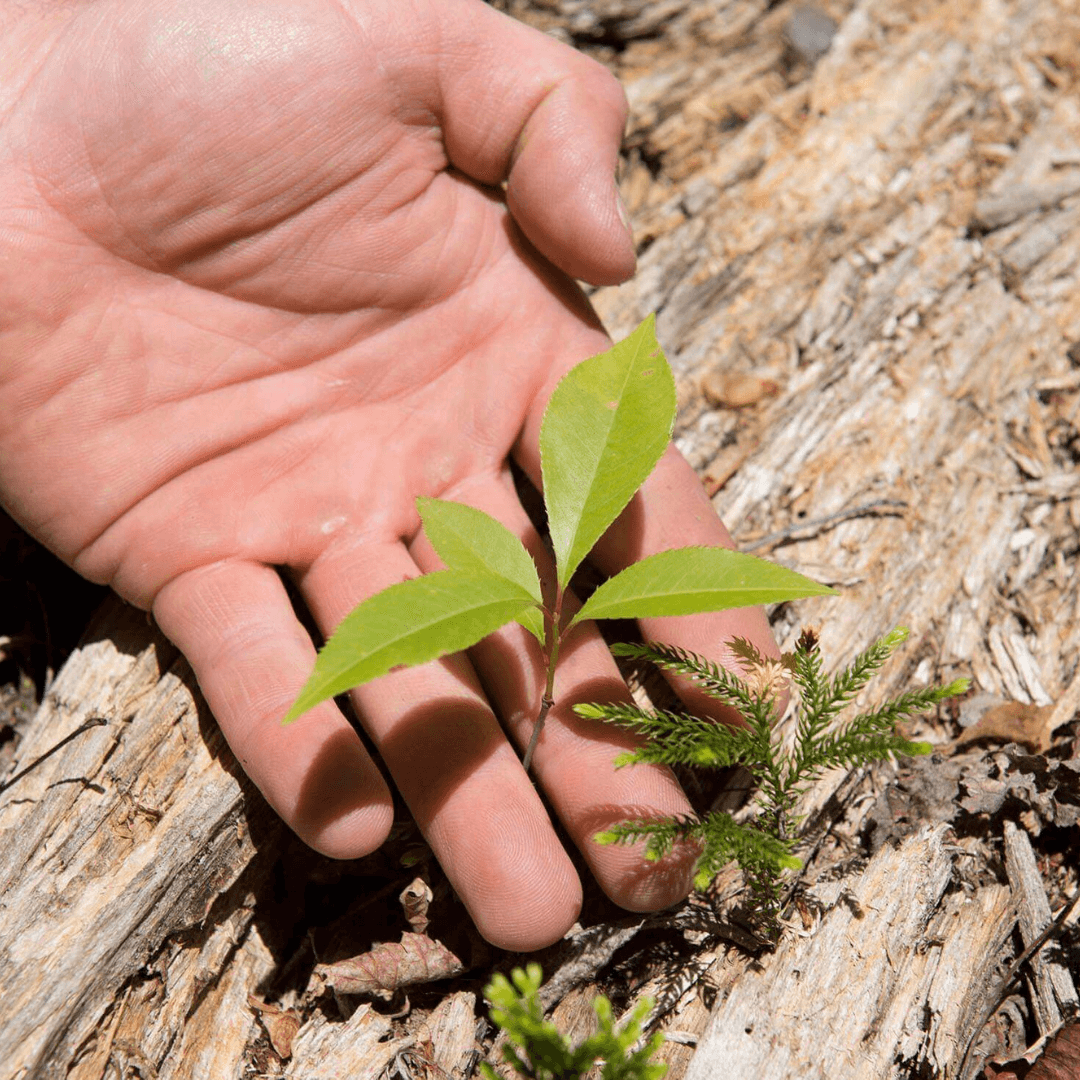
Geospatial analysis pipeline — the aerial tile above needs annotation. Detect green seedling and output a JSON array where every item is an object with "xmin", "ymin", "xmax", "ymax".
[
  {"xmin": 481, "ymin": 963, "xmax": 666, "ymax": 1080},
  {"xmin": 582, "ymin": 626, "xmax": 969, "ymax": 926},
  {"xmin": 284, "ymin": 316, "xmax": 833, "ymax": 768}
]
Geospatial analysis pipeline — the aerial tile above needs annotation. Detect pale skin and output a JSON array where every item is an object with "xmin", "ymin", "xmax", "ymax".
[{"xmin": 0, "ymin": 0, "xmax": 778, "ymax": 950}]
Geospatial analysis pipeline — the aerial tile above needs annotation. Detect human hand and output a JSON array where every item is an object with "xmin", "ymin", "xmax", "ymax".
[{"xmin": 0, "ymin": 0, "xmax": 778, "ymax": 949}]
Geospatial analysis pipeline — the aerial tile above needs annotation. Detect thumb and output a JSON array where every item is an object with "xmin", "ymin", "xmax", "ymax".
[{"xmin": 433, "ymin": 1, "xmax": 636, "ymax": 286}]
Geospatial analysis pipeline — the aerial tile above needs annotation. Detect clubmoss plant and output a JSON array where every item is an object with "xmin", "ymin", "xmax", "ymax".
[
  {"xmin": 284, "ymin": 316, "xmax": 832, "ymax": 768},
  {"xmin": 481, "ymin": 963, "xmax": 666, "ymax": 1080},
  {"xmin": 579, "ymin": 626, "xmax": 968, "ymax": 925}
]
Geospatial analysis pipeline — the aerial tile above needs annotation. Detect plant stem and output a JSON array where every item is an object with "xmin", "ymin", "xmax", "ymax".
[
  {"xmin": 522, "ymin": 693, "xmax": 554, "ymax": 772},
  {"xmin": 522, "ymin": 589, "xmax": 562, "ymax": 771}
]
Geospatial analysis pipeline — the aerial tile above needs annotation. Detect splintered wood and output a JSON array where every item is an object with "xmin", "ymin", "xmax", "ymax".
[
  {"xmin": 686, "ymin": 829, "xmax": 1016, "ymax": 1080},
  {"xmin": 593, "ymin": 0, "xmax": 1080, "ymax": 780},
  {"xmin": 1003, "ymin": 821, "xmax": 1079, "ymax": 1034},
  {"xmin": 2, "ymin": 0, "xmax": 1079, "ymax": 1078},
  {"xmin": 0, "ymin": 603, "xmax": 282, "ymax": 1079}
]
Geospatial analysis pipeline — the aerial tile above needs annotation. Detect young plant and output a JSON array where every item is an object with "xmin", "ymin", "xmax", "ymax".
[
  {"xmin": 581, "ymin": 627, "xmax": 968, "ymax": 924},
  {"xmin": 481, "ymin": 963, "xmax": 666, "ymax": 1080},
  {"xmin": 283, "ymin": 316, "xmax": 833, "ymax": 767}
]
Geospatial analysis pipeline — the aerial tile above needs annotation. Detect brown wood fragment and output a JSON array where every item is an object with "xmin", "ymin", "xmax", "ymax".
[
  {"xmin": 249, "ymin": 997, "xmax": 303, "ymax": 1060},
  {"xmin": 418, "ymin": 991, "xmax": 479, "ymax": 1077},
  {"xmin": 953, "ymin": 701, "xmax": 1062, "ymax": 754},
  {"xmin": 700, "ymin": 370, "xmax": 780, "ymax": 409},
  {"xmin": 315, "ymin": 933, "xmax": 466, "ymax": 996},
  {"xmin": 952, "ymin": 668, "xmax": 1080, "ymax": 754}
]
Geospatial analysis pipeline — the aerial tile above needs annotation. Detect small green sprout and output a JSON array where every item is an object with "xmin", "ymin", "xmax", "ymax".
[
  {"xmin": 481, "ymin": 963, "xmax": 666, "ymax": 1080},
  {"xmin": 581, "ymin": 626, "xmax": 968, "ymax": 926},
  {"xmin": 284, "ymin": 316, "xmax": 832, "ymax": 769}
]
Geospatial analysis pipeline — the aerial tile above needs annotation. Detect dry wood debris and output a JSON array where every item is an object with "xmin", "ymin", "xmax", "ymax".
[{"xmin": 3, "ymin": 0, "xmax": 1080, "ymax": 1078}]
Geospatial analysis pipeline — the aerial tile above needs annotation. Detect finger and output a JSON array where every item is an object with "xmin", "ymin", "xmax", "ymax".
[
  {"xmin": 430, "ymin": 0, "xmax": 635, "ymax": 286},
  {"xmin": 152, "ymin": 559, "xmax": 393, "ymax": 859},
  {"xmin": 410, "ymin": 472, "xmax": 697, "ymax": 913},
  {"xmin": 298, "ymin": 536, "xmax": 582, "ymax": 952}
]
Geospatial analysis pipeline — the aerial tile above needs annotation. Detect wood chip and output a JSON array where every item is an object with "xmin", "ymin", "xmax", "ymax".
[
  {"xmin": 700, "ymin": 370, "xmax": 781, "ymax": 409},
  {"xmin": 249, "ymin": 996, "xmax": 303, "ymax": 1060},
  {"xmin": 418, "ymin": 991, "xmax": 478, "ymax": 1077},
  {"xmin": 1003, "ymin": 821, "xmax": 1079, "ymax": 1034},
  {"xmin": 952, "ymin": 701, "xmax": 1061, "ymax": 754},
  {"xmin": 316, "ymin": 934, "xmax": 466, "ymax": 996}
]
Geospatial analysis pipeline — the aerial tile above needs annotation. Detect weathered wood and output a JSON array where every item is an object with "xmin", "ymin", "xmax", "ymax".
[
  {"xmin": 1004, "ymin": 820, "xmax": 1079, "ymax": 1035},
  {"xmin": 592, "ymin": 0, "xmax": 1080, "ymax": 824},
  {"xmin": 685, "ymin": 828, "xmax": 1016, "ymax": 1080},
  {"xmin": 0, "ymin": 602, "xmax": 282, "ymax": 1080},
  {"xmin": 593, "ymin": 0, "xmax": 1080, "ymax": 1072},
  {"xmin": 3, "ymin": 0, "xmax": 1080, "ymax": 1076},
  {"xmin": 577, "ymin": 0, "xmax": 1080, "ymax": 1073}
]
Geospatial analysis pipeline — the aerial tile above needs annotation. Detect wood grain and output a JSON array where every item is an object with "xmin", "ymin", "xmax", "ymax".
[{"xmin": 3, "ymin": 0, "xmax": 1080, "ymax": 1076}]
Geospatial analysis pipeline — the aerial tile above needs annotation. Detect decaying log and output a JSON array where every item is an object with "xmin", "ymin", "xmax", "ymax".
[
  {"xmin": 3, "ymin": 0, "xmax": 1080, "ymax": 1077},
  {"xmin": 1003, "ymin": 821, "xmax": 1079, "ymax": 1034},
  {"xmin": 593, "ymin": 0, "xmax": 1080, "ymax": 1072},
  {"xmin": 0, "ymin": 603, "xmax": 281, "ymax": 1080},
  {"xmin": 685, "ymin": 828, "xmax": 1016, "ymax": 1080},
  {"xmin": 591, "ymin": 0, "xmax": 1080, "ymax": 853}
]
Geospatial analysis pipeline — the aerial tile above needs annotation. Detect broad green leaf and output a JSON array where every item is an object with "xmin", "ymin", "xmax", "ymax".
[
  {"xmin": 284, "ymin": 569, "xmax": 536, "ymax": 722},
  {"xmin": 513, "ymin": 607, "xmax": 546, "ymax": 647},
  {"xmin": 541, "ymin": 314, "xmax": 676, "ymax": 588},
  {"xmin": 568, "ymin": 546, "xmax": 835, "ymax": 628},
  {"xmin": 417, "ymin": 496, "xmax": 545, "ymax": 645}
]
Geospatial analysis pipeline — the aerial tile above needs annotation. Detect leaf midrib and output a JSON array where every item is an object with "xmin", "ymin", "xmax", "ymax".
[
  {"xmin": 560, "ymin": 335, "xmax": 650, "ymax": 575},
  {"xmin": 300, "ymin": 577, "xmax": 535, "ymax": 705}
]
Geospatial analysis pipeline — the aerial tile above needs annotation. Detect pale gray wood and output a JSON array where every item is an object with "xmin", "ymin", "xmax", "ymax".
[
  {"xmin": 283, "ymin": 1004, "xmax": 413, "ymax": 1079},
  {"xmin": 1004, "ymin": 820, "xmax": 1080, "ymax": 1034},
  {"xmin": 684, "ymin": 828, "xmax": 1016, "ymax": 1080},
  {"xmin": 4, "ymin": 0, "xmax": 1080, "ymax": 1076},
  {"xmin": 422, "ymin": 991, "xmax": 481, "ymax": 1077},
  {"xmin": 0, "ymin": 601, "xmax": 280, "ymax": 1080}
]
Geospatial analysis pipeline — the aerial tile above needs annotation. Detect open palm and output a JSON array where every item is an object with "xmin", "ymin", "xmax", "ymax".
[{"xmin": 0, "ymin": 0, "xmax": 776, "ymax": 949}]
